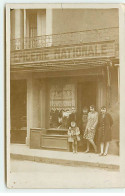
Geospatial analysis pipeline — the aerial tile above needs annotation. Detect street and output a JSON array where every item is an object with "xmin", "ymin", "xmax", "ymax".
[{"xmin": 8, "ymin": 158, "xmax": 122, "ymax": 189}]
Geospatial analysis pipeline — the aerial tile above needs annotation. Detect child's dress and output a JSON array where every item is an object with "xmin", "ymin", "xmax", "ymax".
[{"xmin": 68, "ymin": 127, "xmax": 80, "ymax": 142}]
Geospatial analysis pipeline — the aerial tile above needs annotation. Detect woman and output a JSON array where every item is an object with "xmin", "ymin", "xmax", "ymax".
[
  {"xmin": 83, "ymin": 105, "xmax": 98, "ymax": 153},
  {"xmin": 98, "ymin": 106, "xmax": 113, "ymax": 156}
]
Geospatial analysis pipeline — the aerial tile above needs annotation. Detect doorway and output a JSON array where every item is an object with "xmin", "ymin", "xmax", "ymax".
[
  {"xmin": 77, "ymin": 81, "xmax": 97, "ymax": 114},
  {"xmin": 77, "ymin": 81, "xmax": 97, "ymax": 152},
  {"xmin": 10, "ymin": 80, "xmax": 27, "ymax": 144}
]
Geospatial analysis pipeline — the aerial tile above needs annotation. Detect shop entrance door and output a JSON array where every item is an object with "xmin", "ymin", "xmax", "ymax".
[
  {"xmin": 10, "ymin": 80, "xmax": 27, "ymax": 144},
  {"xmin": 77, "ymin": 81, "xmax": 97, "ymax": 152},
  {"xmin": 77, "ymin": 81, "xmax": 97, "ymax": 115}
]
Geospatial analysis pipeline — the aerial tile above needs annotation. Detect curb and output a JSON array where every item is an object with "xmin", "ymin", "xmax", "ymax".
[{"xmin": 10, "ymin": 153, "xmax": 119, "ymax": 170}]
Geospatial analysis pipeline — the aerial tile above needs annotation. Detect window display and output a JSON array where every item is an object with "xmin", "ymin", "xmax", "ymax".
[{"xmin": 49, "ymin": 83, "xmax": 76, "ymax": 128}]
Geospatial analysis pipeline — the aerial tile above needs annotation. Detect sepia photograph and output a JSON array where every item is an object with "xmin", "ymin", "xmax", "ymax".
[{"xmin": 6, "ymin": 3, "xmax": 125, "ymax": 189}]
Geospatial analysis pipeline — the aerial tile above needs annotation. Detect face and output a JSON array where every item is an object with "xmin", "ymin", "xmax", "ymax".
[
  {"xmin": 72, "ymin": 108, "xmax": 76, "ymax": 113},
  {"xmin": 101, "ymin": 108, "xmax": 106, "ymax": 114},
  {"xmin": 90, "ymin": 107, "xmax": 95, "ymax": 112},
  {"xmin": 83, "ymin": 109, "xmax": 88, "ymax": 113},
  {"xmin": 71, "ymin": 121, "xmax": 76, "ymax": 127}
]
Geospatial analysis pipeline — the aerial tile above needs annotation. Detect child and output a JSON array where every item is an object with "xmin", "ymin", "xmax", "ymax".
[{"xmin": 68, "ymin": 121, "xmax": 80, "ymax": 153}]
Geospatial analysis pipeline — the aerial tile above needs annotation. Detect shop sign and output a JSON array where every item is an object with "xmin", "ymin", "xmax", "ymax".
[
  {"xmin": 11, "ymin": 41, "xmax": 115, "ymax": 64},
  {"xmin": 53, "ymin": 41, "xmax": 115, "ymax": 60}
]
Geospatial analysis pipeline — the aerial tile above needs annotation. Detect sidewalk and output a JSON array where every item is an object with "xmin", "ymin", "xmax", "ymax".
[{"xmin": 10, "ymin": 144, "xmax": 119, "ymax": 170}]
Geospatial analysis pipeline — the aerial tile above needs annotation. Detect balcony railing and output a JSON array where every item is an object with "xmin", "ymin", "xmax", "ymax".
[{"xmin": 11, "ymin": 27, "xmax": 119, "ymax": 51}]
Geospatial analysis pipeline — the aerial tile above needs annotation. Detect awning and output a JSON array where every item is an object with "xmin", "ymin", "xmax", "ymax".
[{"xmin": 10, "ymin": 56, "xmax": 119, "ymax": 73}]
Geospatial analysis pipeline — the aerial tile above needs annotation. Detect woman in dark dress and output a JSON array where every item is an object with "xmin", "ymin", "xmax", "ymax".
[{"xmin": 98, "ymin": 106, "xmax": 113, "ymax": 156}]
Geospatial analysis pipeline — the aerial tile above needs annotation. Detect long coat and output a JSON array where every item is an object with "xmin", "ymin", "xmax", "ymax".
[{"xmin": 98, "ymin": 113, "xmax": 113, "ymax": 143}]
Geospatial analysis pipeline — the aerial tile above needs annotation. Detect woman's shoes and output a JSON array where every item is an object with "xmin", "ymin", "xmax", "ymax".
[
  {"xmin": 84, "ymin": 150, "xmax": 89, "ymax": 153},
  {"xmin": 73, "ymin": 150, "xmax": 78, "ymax": 154},
  {"xmin": 99, "ymin": 152, "xmax": 108, "ymax": 156}
]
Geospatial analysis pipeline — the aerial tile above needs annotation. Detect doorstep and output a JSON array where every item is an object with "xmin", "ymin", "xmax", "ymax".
[{"xmin": 10, "ymin": 144, "xmax": 119, "ymax": 170}]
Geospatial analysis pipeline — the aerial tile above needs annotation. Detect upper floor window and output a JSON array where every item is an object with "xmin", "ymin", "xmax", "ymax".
[
  {"xmin": 27, "ymin": 10, "xmax": 37, "ymax": 48},
  {"xmin": 29, "ymin": 12, "xmax": 37, "ymax": 38}
]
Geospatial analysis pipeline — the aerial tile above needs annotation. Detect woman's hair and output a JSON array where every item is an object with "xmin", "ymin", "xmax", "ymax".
[
  {"xmin": 101, "ymin": 106, "xmax": 107, "ymax": 110},
  {"xmin": 90, "ymin": 105, "xmax": 95, "ymax": 109},
  {"xmin": 83, "ymin": 106, "xmax": 88, "ymax": 111}
]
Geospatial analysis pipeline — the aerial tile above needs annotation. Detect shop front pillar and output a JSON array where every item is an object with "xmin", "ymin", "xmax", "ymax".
[
  {"xmin": 26, "ymin": 76, "xmax": 33, "ymax": 145},
  {"xmin": 39, "ymin": 81, "xmax": 46, "ymax": 129},
  {"xmin": 97, "ymin": 80, "xmax": 106, "ymax": 111}
]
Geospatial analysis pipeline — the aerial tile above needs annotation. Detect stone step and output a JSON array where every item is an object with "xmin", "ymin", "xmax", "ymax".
[{"xmin": 10, "ymin": 153, "xmax": 119, "ymax": 170}]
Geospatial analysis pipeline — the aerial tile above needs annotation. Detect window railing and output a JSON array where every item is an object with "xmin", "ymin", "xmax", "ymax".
[{"xmin": 10, "ymin": 27, "xmax": 119, "ymax": 51}]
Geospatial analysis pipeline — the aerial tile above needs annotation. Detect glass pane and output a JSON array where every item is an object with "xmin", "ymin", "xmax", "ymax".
[{"xmin": 49, "ymin": 83, "xmax": 76, "ymax": 129}]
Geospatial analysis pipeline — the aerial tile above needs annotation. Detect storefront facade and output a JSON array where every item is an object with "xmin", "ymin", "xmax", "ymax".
[{"xmin": 10, "ymin": 8, "xmax": 119, "ymax": 154}]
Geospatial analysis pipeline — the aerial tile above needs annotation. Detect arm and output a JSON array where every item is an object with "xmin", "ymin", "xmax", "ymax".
[
  {"xmin": 68, "ymin": 127, "xmax": 72, "ymax": 136},
  {"xmin": 91, "ymin": 112, "xmax": 98, "ymax": 129},
  {"xmin": 97, "ymin": 114, "xmax": 100, "ymax": 129},
  {"xmin": 76, "ymin": 127, "xmax": 80, "ymax": 135},
  {"xmin": 85, "ymin": 113, "xmax": 90, "ymax": 130},
  {"xmin": 109, "ymin": 113, "xmax": 113, "ymax": 127}
]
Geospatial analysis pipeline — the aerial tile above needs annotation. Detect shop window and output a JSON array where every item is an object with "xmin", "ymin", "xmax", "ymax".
[{"xmin": 49, "ymin": 83, "xmax": 76, "ymax": 129}]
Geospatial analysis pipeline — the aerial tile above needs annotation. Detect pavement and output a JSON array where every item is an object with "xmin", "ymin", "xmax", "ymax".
[
  {"xmin": 9, "ymin": 159, "xmax": 122, "ymax": 189},
  {"xmin": 10, "ymin": 144, "xmax": 120, "ymax": 170}
]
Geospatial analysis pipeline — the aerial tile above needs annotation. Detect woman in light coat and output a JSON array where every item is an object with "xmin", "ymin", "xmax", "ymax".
[{"xmin": 83, "ymin": 105, "xmax": 98, "ymax": 153}]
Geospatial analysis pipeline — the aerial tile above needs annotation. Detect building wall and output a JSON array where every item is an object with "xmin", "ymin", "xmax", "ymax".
[
  {"xmin": 11, "ymin": 8, "xmax": 119, "ymax": 40},
  {"xmin": 10, "ymin": 10, "xmax": 15, "ymax": 39},
  {"xmin": 52, "ymin": 9, "xmax": 119, "ymax": 34}
]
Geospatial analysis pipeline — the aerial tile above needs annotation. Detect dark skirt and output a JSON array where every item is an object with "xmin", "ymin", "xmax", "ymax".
[
  {"xmin": 98, "ymin": 126, "xmax": 112, "ymax": 143},
  {"xmin": 98, "ymin": 113, "xmax": 113, "ymax": 143}
]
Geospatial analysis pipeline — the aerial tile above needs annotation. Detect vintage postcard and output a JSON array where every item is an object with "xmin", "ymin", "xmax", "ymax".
[{"xmin": 6, "ymin": 3, "xmax": 125, "ymax": 188}]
